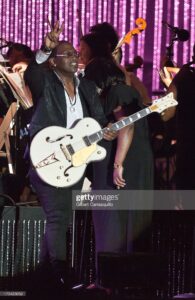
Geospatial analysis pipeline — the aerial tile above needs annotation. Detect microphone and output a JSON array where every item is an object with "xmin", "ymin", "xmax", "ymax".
[{"xmin": 162, "ymin": 21, "xmax": 189, "ymax": 41}]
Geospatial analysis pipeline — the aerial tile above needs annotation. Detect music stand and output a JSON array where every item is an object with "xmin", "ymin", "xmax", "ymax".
[{"xmin": 0, "ymin": 102, "xmax": 18, "ymax": 174}]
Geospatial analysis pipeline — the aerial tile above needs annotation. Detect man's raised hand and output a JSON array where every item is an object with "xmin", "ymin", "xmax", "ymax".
[{"xmin": 44, "ymin": 20, "xmax": 64, "ymax": 50}]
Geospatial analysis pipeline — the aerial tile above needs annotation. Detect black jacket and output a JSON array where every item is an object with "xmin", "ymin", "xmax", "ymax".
[{"xmin": 24, "ymin": 60, "xmax": 107, "ymax": 138}]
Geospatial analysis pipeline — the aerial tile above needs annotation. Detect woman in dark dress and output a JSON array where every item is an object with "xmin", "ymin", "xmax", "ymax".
[
  {"xmin": 80, "ymin": 32, "xmax": 153, "ymax": 285},
  {"xmin": 84, "ymin": 58, "xmax": 154, "ymax": 282},
  {"xmin": 86, "ymin": 58, "xmax": 153, "ymax": 190},
  {"xmin": 162, "ymin": 63, "xmax": 195, "ymax": 190},
  {"xmin": 84, "ymin": 57, "xmax": 153, "ymax": 190},
  {"xmin": 80, "ymin": 32, "xmax": 153, "ymax": 190}
]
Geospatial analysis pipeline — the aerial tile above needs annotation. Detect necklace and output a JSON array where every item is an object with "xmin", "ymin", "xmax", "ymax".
[
  {"xmin": 66, "ymin": 91, "xmax": 76, "ymax": 112},
  {"xmin": 64, "ymin": 80, "xmax": 77, "ymax": 113},
  {"xmin": 55, "ymin": 72, "xmax": 77, "ymax": 112}
]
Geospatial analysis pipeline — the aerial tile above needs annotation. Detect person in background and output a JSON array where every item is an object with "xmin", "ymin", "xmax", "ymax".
[
  {"xmin": 125, "ymin": 55, "xmax": 143, "ymax": 72},
  {"xmin": 0, "ymin": 43, "xmax": 33, "ymax": 118},
  {"xmin": 6, "ymin": 43, "xmax": 34, "ymax": 70},
  {"xmin": 89, "ymin": 21, "xmax": 119, "ymax": 52},
  {"xmin": 159, "ymin": 66, "xmax": 180, "ymax": 89},
  {"xmin": 113, "ymin": 47, "xmax": 151, "ymax": 106},
  {"xmin": 0, "ymin": 44, "xmax": 34, "ymax": 204},
  {"xmin": 160, "ymin": 44, "xmax": 195, "ymax": 190},
  {"xmin": 80, "ymin": 22, "xmax": 150, "ymax": 106},
  {"xmin": 80, "ymin": 28, "xmax": 153, "ymax": 289},
  {"xmin": 79, "ymin": 32, "xmax": 111, "ymax": 68},
  {"xmin": 80, "ymin": 25, "xmax": 153, "ymax": 189}
]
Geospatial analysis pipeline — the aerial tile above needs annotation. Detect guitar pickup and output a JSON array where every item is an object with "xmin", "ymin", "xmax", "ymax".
[
  {"xmin": 66, "ymin": 144, "xmax": 75, "ymax": 155},
  {"xmin": 83, "ymin": 136, "xmax": 91, "ymax": 146}
]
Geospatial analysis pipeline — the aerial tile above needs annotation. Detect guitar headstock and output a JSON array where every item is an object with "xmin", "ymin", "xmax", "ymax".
[{"xmin": 150, "ymin": 92, "xmax": 178, "ymax": 113}]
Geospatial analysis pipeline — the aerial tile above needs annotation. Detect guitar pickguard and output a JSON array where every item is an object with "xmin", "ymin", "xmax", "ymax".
[{"xmin": 72, "ymin": 144, "xmax": 96, "ymax": 166}]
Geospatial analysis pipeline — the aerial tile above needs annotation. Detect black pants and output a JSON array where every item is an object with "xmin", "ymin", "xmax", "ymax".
[{"xmin": 29, "ymin": 168, "xmax": 83, "ymax": 283}]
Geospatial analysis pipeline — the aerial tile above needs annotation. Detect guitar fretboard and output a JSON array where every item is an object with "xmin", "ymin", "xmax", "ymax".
[{"xmin": 88, "ymin": 106, "xmax": 151, "ymax": 144}]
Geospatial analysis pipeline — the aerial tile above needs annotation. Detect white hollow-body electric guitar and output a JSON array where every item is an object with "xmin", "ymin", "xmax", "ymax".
[{"xmin": 30, "ymin": 93, "xmax": 177, "ymax": 188}]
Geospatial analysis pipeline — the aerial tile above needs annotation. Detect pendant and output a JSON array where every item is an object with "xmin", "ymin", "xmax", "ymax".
[{"xmin": 70, "ymin": 106, "xmax": 75, "ymax": 112}]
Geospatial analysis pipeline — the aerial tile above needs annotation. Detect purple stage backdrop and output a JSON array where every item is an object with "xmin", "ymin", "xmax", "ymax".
[{"xmin": 0, "ymin": 0, "xmax": 195, "ymax": 94}]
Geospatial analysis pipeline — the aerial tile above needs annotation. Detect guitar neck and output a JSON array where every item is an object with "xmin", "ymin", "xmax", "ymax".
[{"xmin": 88, "ymin": 106, "xmax": 152, "ymax": 144}]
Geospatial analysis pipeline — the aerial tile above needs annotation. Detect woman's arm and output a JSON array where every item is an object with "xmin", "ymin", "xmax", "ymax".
[
  {"xmin": 161, "ymin": 82, "xmax": 177, "ymax": 121},
  {"xmin": 113, "ymin": 105, "xmax": 134, "ymax": 188}
]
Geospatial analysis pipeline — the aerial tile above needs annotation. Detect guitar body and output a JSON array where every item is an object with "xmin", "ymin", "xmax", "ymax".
[{"xmin": 30, "ymin": 118, "xmax": 106, "ymax": 188}]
